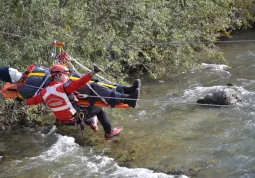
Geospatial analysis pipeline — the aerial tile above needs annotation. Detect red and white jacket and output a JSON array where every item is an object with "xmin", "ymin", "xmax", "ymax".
[
  {"xmin": 42, "ymin": 84, "xmax": 76, "ymax": 118},
  {"xmin": 26, "ymin": 73, "xmax": 92, "ymax": 119}
]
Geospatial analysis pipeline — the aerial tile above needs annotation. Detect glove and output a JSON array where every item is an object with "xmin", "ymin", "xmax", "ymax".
[{"xmin": 93, "ymin": 65, "xmax": 103, "ymax": 73}]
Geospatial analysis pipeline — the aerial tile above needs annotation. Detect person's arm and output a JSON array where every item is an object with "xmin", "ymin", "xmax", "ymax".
[
  {"xmin": 23, "ymin": 91, "xmax": 44, "ymax": 105},
  {"xmin": 65, "ymin": 66, "xmax": 102, "ymax": 93}
]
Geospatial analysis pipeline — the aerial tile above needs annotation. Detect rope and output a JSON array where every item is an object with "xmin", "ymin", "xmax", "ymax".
[
  {"xmin": 1, "ymin": 31, "xmax": 35, "ymax": 40},
  {"xmin": 81, "ymin": 94, "xmax": 255, "ymax": 108},
  {"xmin": 2, "ymin": 31, "xmax": 255, "ymax": 47},
  {"xmin": 33, "ymin": 74, "xmax": 50, "ymax": 96},
  {"xmin": 67, "ymin": 61, "xmax": 108, "ymax": 105},
  {"xmin": 16, "ymin": 83, "xmax": 253, "ymax": 109},
  {"xmin": 2, "ymin": 31, "xmax": 254, "ymax": 109},
  {"xmin": 67, "ymin": 40, "xmax": 255, "ymax": 47},
  {"xmin": 70, "ymin": 57, "xmax": 112, "ymax": 83}
]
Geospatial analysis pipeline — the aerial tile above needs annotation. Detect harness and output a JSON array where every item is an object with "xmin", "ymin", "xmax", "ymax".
[
  {"xmin": 19, "ymin": 64, "xmax": 36, "ymax": 84},
  {"xmin": 56, "ymin": 106, "xmax": 90, "ymax": 136},
  {"xmin": 55, "ymin": 91, "xmax": 90, "ymax": 136}
]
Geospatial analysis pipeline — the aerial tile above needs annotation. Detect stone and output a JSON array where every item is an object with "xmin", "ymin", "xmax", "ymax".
[{"xmin": 197, "ymin": 87, "xmax": 242, "ymax": 105}]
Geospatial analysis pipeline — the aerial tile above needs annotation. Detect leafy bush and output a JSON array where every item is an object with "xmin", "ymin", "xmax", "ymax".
[{"xmin": 0, "ymin": 0, "xmax": 254, "ymax": 79}]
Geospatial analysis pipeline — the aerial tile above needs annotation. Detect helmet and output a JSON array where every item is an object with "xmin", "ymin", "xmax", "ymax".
[{"xmin": 50, "ymin": 65, "xmax": 71, "ymax": 75}]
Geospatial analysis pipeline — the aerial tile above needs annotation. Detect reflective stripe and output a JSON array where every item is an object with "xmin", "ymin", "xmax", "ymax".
[
  {"xmin": 97, "ymin": 82, "xmax": 117, "ymax": 89},
  {"xmin": 43, "ymin": 84, "xmax": 76, "ymax": 116},
  {"xmin": 70, "ymin": 76, "xmax": 79, "ymax": 80},
  {"xmin": 17, "ymin": 92, "xmax": 23, "ymax": 99},
  {"xmin": 51, "ymin": 105, "xmax": 70, "ymax": 111},
  {"xmin": 28, "ymin": 72, "xmax": 46, "ymax": 77},
  {"xmin": 69, "ymin": 76, "xmax": 117, "ymax": 89}
]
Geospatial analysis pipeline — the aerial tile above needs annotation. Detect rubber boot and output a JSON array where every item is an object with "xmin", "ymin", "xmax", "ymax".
[
  {"xmin": 122, "ymin": 88, "xmax": 140, "ymax": 108},
  {"xmin": 122, "ymin": 79, "xmax": 141, "ymax": 94}
]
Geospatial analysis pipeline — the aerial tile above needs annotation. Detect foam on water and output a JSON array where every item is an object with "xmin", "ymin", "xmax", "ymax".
[
  {"xmin": 45, "ymin": 135, "xmax": 188, "ymax": 178},
  {"xmin": 0, "ymin": 134, "xmax": 188, "ymax": 178},
  {"xmin": 41, "ymin": 125, "xmax": 57, "ymax": 137},
  {"xmin": 37, "ymin": 135, "xmax": 80, "ymax": 161},
  {"xmin": 190, "ymin": 63, "xmax": 231, "ymax": 75},
  {"xmin": 200, "ymin": 63, "xmax": 231, "ymax": 70}
]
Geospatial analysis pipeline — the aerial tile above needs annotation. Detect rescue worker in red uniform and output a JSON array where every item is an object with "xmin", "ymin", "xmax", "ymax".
[{"xmin": 23, "ymin": 64, "xmax": 122, "ymax": 140}]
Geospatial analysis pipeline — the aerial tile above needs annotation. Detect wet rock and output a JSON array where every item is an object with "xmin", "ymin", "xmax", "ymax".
[
  {"xmin": 0, "ymin": 151, "xmax": 9, "ymax": 161},
  {"xmin": 197, "ymin": 87, "xmax": 242, "ymax": 105},
  {"xmin": 0, "ymin": 123, "xmax": 5, "ymax": 130},
  {"xmin": 40, "ymin": 125, "xmax": 55, "ymax": 135},
  {"xmin": 0, "ymin": 151, "xmax": 3, "ymax": 160}
]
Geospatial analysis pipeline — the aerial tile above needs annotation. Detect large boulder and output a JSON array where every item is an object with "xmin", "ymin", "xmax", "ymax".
[{"xmin": 197, "ymin": 87, "xmax": 242, "ymax": 105}]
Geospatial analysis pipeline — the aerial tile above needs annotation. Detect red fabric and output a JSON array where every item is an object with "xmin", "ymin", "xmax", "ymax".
[
  {"xmin": 27, "ymin": 64, "xmax": 36, "ymax": 72},
  {"xmin": 26, "ymin": 74, "xmax": 91, "ymax": 111},
  {"xmin": 43, "ymin": 85, "xmax": 75, "ymax": 119},
  {"xmin": 19, "ymin": 64, "xmax": 36, "ymax": 84},
  {"xmin": 64, "ymin": 73, "xmax": 92, "ymax": 93},
  {"xmin": 51, "ymin": 64, "xmax": 70, "ymax": 74},
  {"xmin": 26, "ymin": 84, "xmax": 74, "ymax": 119},
  {"xmin": 58, "ymin": 117, "xmax": 76, "ymax": 124},
  {"xmin": 26, "ymin": 90, "xmax": 44, "ymax": 105}
]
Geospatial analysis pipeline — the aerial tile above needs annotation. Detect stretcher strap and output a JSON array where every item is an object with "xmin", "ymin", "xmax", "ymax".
[
  {"xmin": 89, "ymin": 84, "xmax": 95, "ymax": 106},
  {"xmin": 110, "ymin": 91, "xmax": 116, "ymax": 108}
]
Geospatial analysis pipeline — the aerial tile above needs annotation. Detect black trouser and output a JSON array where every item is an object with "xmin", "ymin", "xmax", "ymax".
[
  {"xmin": 78, "ymin": 83, "xmax": 123, "ymax": 105},
  {"xmin": 82, "ymin": 106, "xmax": 113, "ymax": 134}
]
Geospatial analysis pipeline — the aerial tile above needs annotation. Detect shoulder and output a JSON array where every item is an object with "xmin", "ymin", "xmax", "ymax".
[{"xmin": 56, "ymin": 83, "xmax": 66, "ymax": 93}]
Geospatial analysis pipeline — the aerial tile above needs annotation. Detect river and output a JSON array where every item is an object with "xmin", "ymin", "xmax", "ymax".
[{"xmin": 1, "ymin": 31, "xmax": 255, "ymax": 178}]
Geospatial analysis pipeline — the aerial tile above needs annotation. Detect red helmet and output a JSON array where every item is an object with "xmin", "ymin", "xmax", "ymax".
[{"xmin": 50, "ymin": 65, "xmax": 71, "ymax": 75}]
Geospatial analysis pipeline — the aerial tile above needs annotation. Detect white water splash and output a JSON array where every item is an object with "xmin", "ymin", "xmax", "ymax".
[
  {"xmin": 37, "ymin": 135, "xmax": 80, "ymax": 161},
  {"xmin": 0, "ymin": 134, "xmax": 188, "ymax": 178},
  {"xmin": 182, "ymin": 85, "xmax": 249, "ymax": 102},
  {"xmin": 201, "ymin": 63, "xmax": 230, "ymax": 70},
  {"xmin": 190, "ymin": 63, "xmax": 231, "ymax": 76}
]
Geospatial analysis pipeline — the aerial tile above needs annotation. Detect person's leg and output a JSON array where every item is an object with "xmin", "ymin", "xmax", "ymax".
[
  {"xmin": 91, "ymin": 83, "xmax": 123, "ymax": 104},
  {"xmin": 0, "ymin": 67, "xmax": 12, "ymax": 83},
  {"xmin": 118, "ymin": 79, "xmax": 141, "ymax": 94},
  {"xmin": 121, "ymin": 88, "xmax": 140, "ymax": 108},
  {"xmin": 83, "ymin": 106, "xmax": 122, "ymax": 139},
  {"xmin": 78, "ymin": 83, "xmax": 123, "ymax": 105},
  {"xmin": 8, "ymin": 68, "xmax": 22, "ymax": 83},
  {"xmin": 78, "ymin": 83, "xmax": 140, "ymax": 108},
  {"xmin": 84, "ymin": 106, "xmax": 112, "ymax": 133},
  {"xmin": 92, "ymin": 84, "xmax": 140, "ymax": 108}
]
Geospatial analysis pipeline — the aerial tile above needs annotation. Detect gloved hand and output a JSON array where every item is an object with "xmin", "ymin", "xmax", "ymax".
[{"xmin": 93, "ymin": 65, "xmax": 103, "ymax": 73}]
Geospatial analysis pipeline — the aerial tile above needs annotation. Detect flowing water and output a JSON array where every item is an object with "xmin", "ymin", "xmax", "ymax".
[{"xmin": 1, "ymin": 31, "xmax": 255, "ymax": 178}]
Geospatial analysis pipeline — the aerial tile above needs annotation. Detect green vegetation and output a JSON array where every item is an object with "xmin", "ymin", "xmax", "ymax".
[{"xmin": 0, "ymin": 0, "xmax": 255, "ymax": 79}]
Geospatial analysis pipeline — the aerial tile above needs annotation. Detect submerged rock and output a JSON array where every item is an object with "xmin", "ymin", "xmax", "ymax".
[{"xmin": 197, "ymin": 87, "xmax": 242, "ymax": 105}]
